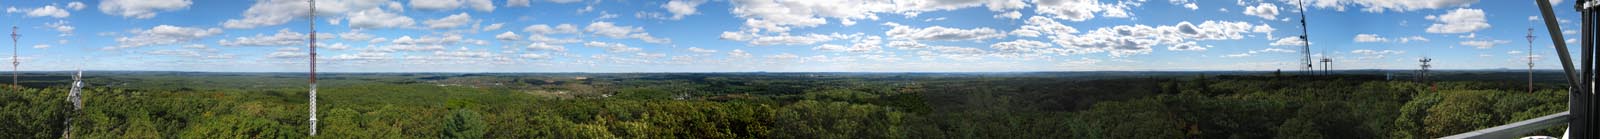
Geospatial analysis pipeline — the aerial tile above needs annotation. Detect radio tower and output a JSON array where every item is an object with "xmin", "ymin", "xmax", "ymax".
[
  {"xmin": 1320, "ymin": 56, "xmax": 1332, "ymax": 75},
  {"xmin": 1526, "ymin": 25, "xmax": 1536, "ymax": 93},
  {"xmin": 1419, "ymin": 57, "xmax": 1432, "ymax": 84},
  {"xmin": 1295, "ymin": 0, "xmax": 1314, "ymax": 75},
  {"xmin": 307, "ymin": 0, "xmax": 320, "ymax": 136},
  {"xmin": 8, "ymin": 25, "xmax": 17, "ymax": 90}
]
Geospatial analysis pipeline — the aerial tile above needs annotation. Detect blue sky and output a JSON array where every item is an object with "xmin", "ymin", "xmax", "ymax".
[{"xmin": 0, "ymin": 0, "xmax": 1583, "ymax": 72}]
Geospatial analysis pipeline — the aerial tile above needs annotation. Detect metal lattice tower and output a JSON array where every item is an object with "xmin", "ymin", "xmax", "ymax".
[
  {"xmin": 1419, "ymin": 57, "xmax": 1432, "ymax": 83},
  {"xmin": 1529, "ymin": 26, "xmax": 1538, "ymax": 93},
  {"xmin": 307, "ymin": 0, "xmax": 319, "ymax": 136},
  {"xmin": 1295, "ymin": 0, "xmax": 1314, "ymax": 75},
  {"xmin": 8, "ymin": 26, "xmax": 17, "ymax": 90},
  {"xmin": 1320, "ymin": 57, "xmax": 1332, "ymax": 75},
  {"xmin": 62, "ymin": 69, "xmax": 83, "ymax": 138}
]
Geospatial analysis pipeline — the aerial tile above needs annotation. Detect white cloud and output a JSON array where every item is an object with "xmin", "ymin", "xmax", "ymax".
[
  {"xmin": 1353, "ymin": 34, "xmax": 1387, "ymax": 42},
  {"xmin": 550, "ymin": 0, "xmax": 584, "ymax": 4},
  {"xmin": 662, "ymin": 0, "xmax": 708, "ymax": 20},
  {"xmin": 347, "ymin": 8, "xmax": 415, "ymax": 29},
  {"xmin": 1271, "ymin": 37, "xmax": 1306, "ymax": 46},
  {"xmin": 1033, "ymin": 0, "xmax": 1142, "ymax": 21},
  {"xmin": 108, "ymin": 25, "xmax": 223, "ymax": 50},
  {"xmin": 411, "ymin": 0, "xmax": 463, "ymax": 11},
  {"xmin": 1242, "ymin": 3, "xmax": 1278, "ymax": 20},
  {"xmin": 1299, "ymin": 0, "xmax": 1477, "ymax": 13},
  {"xmin": 1351, "ymin": 49, "xmax": 1405, "ymax": 55},
  {"xmin": 883, "ymin": 22, "xmax": 1007, "ymax": 41},
  {"xmin": 483, "ymin": 23, "xmax": 504, "ymax": 31},
  {"xmin": 67, "ymin": 2, "xmax": 87, "ymax": 10},
  {"xmin": 33, "ymin": 44, "xmax": 51, "ymax": 49},
  {"xmin": 495, "ymin": 31, "xmax": 522, "ymax": 41},
  {"xmin": 729, "ymin": 49, "xmax": 752, "ymax": 58},
  {"xmin": 268, "ymin": 47, "xmax": 309, "ymax": 58},
  {"xmin": 1222, "ymin": 48, "xmax": 1296, "ymax": 58},
  {"xmin": 1460, "ymin": 40, "xmax": 1509, "ymax": 49},
  {"xmin": 1011, "ymin": 16, "xmax": 1079, "ymax": 37},
  {"xmin": 220, "ymin": 0, "xmax": 393, "ymax": 29},
  {"xmin": 719, "ymin": 31, "xmax": 857, "ymax": 46},
  {"xmin": 1424, "ymin": 8, "xmax": 1489, "ymax": 34},
  {"xmin": 527, "ymin": 43, "xmax": 567, "ymax": 52},
  {"xmin": 43, "ymin": 20, "xmax": 74, "ymax": 36},
  {"xmin": 990, "ymin": 39, "xmax": 1056, "ymax": 54},
  {"xmin": 812, "ymin": 36, "xmax": 882, "ymax": 53},
  {"xmin": 218, "ymin": 29, "xmax": 316, "ymax": 47},
  {"xmin": 687, "ymin": 47, "xmax": 717, "ymax": 53},
  {"xmin": 26, "ymin": 5, "xmax": 71, "ymax": 18},
  {"xmin": 407, "ymin": 0, "xmax": 494, "ymax": 12},
  {"xmin": 728, "ymin": 0, "xmax": 1027, "ymax": 33},
  {"xmin": 524, "ymin": 24, "xmax": 581, "ymax": 34},
  {"xmin": 994, "ymin": 11, "xmax": 1022, "ymax": 19},
  {"xmin": 424, "ymin": 13, "xmax": 474, "ymax": 30},
  {"xmin": 583, "ymin": 41, "xmax": 642, "ymax": 53},
  {"xmin": 508, "ymin": 0, "xmax": 532, "ymax": 7},
  {"xmin": 585, "ymin": 22, "xmax": 671, "ymax": 44},
  {"xmin": 99, "ymin": 0, "xmax": 192, "ymax": 19},
  {"xmin": 467, "ymin": 0, "xmax": 495, "ymax": 12},
  {"xmin": 338, "ymin": 31, "xmax": 375, "ymax": 41}
]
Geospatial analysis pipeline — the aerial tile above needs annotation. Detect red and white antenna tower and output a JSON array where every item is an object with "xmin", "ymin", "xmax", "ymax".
[
  {"xmin": 1527, "ymin": 24, "xmax": 1537, "ymax": 93},
  {"xmin": 307, "ymin": 0, "xmax": 320, "ymax": 136}
]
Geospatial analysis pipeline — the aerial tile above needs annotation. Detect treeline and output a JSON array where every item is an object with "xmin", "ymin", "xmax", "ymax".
[{"xmin": 0, "ymin": 74, "xmax": 1571, "ymax": 138}]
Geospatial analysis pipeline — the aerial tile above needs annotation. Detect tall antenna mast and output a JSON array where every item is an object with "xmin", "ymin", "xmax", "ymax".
[
  {"xmin": 1296, "ymin": 0, "xmax": 1314, "ymax": 75},
  {"xmin": 307, "ymin": 0, "xmax": 319, "ymax": 136},
  {"xmin": 62, "ymin": 68, "xmax": 83, "ymax": 138},
  {"xmin": 1527, "ymin": 24, "xmax": 1537, "ymax": 93},
  {"xmin": 1420, "ymin": 57, "xmax": 1432, "ymax": 88},
  {"xmin": 9, "ymin": 26, "xmax": 18, "ymax": 90}
]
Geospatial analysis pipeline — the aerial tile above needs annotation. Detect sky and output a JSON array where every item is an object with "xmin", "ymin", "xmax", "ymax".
[{"xmin": 0, "ymin": 0, "xmax": 1585, "ymax": 72}]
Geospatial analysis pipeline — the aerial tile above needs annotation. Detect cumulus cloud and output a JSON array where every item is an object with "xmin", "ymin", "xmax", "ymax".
[
  {"xmin": 1271, "ymin": 37, "xmax": 1307, "ymax": 46},
  {"xmin": 26, "ymin": 5, "xmax": 70, "ymax": 18},
  {"xmin": 583, "ymin": 41, "xmax": 643, "ymax": 53},
  {"xmin": 1033, "ymin": 0, "xmax": 1142, "ymax": 21},
  {"xmin": 1221, "ymin": 48, "xmax": 1296, "ymax": 58},
  {"xmin": 99, "ymin": 0, "xmax": 192, "ymax": 19},
  {"xmin": 527, "ymin": 43, "xmax": 567, "ymax": 52},
  {"xmin": 1298, "ymin": 0, "xmax": 1477, "ymax": 13},
  {"xmin": 585, "ymin": 22, "xmax": 671, "ymax": 44},
  {"xmin": 1351, "ymin": 49, "xmax": 1405, "ymax": 55},
  {"xmin": 108, "ymin": 25, "xmax": 223, "ymax": 50},
  {"xmin": 483, "ymin": 23, "xmax": 505, "ymax": 31},
  {"xmin": 813, "ymin": 36, "xmax": 883, "ymax": 53},
  {"xmin": 883, "ymin": 22, "xmax": 1007, "ymax": 41},
  {"xmin": 424, "ymin": 13, "xmax": 474, "ymax": 30},
  {"xmin": 67, "ymin": 2, "xmax": 86, "ymax": 10},
  {"xmin": 1242, "ymin": 3, "xmax": 1278, "ymax": 20},
  {"xmin": 728, "ymin": 0, "xmax": 1027, "ymax": 33},
  {"xmin": 347, "ymin": 8, "xmax": 415, "ymax": 29},
  {"xmin": 662, "ymin": 0, "xmax": 708, "ymax": 20},
  {"xmin": 728, "ymin": 49, "xmax": 754, "ymax": 58},
  {"xmin": 43, "ymin": 20, "xmax": 75, "ymax": 36},
  {"xmin": 1424, "ymin": 8, "xmax": 1489, "ymax": 34},
  {"xmin": 1460, "ymin": 40, "xmax": 1509, "ymax": 49},
  {"xmin": 524, "ymin": 24, "xmax": 581, "ymax": 34},
  {"xmin": 719, "ymin": 31, "xmax": 857, "ymax": 46},
  {"xmin": 221, "ymin": 0, "xmax": 391, "ymax": 29},
  {"xmin": 1353, "ymin": 34, "xmax": 1387, "ymax": 42},
  {"xmin": 1011, "ymin": 16, "xmax": 1079, "ymax": 37},
  {"xmin": 495, "ymin": 31, "xmax": 522, "ymax": 41},
  {"xmin": 218, "ymin": 29, "xmax": 323, "ymax": 47},
  {"xmin": 687, "ymin": 47, "xmax": 718, "ymax": 53},
  {"xmin": 508, "ymin": 0, "xmax": 532, "ymax": 7}
]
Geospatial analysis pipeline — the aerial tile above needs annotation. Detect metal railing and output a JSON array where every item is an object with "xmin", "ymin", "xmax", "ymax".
[{"xmin": 1443, "ymin": 111, "xmax": 1569, "ymax": 139}]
